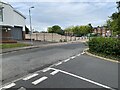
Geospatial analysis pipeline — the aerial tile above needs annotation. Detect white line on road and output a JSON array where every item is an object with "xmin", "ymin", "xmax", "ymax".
[
  {"xmin": 50, "ymin": 70, "xmax": 59, "ymax": 75},
  {"xmin": 32, "ymin": 76, "xmax": 48, "ymax": 85},
  {"xmin": 42, "ymin": 68, "xmax": 51, "ymax": 72},
  {"xmin": 77, "ymin": 54, "xmax": 81, "ymax": 56},
  {"xmin": 49, "ymin": 68, "xmax": 115, "ymax": 90},
  {"xmin": 81, "ymin": 52, "xmax": 85, "ymax": 55},
  {"xmin": 70, "ymin": 56, "xmax": 76, "ymax": 59},
  {"xmin": 55, "ymin": 62, "xmax": 62, "ymax": 66},
  {"xmin": 64, "ymin": 58, "xmax": 70, "ymax": 62},
  {"xmin": 23, "ymin": 73, "xmax": 39, "ymax": 80},
  {"xmin": 2, "ymin": 83, "xmax": 16, "ymax": 89}
]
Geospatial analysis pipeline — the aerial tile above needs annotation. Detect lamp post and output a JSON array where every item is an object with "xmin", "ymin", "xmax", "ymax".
[{"xmin": 29, "ymin": 6, "xmax": 34, "ymax": 45}]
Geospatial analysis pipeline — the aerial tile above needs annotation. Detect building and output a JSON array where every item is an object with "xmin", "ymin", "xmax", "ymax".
[
  {"xmin": 93, "ymin": 27, "xmax": 111, "ymax": 37},
  {"xmin": 0, "ymin": 1, "xmax": 26, "ymax": 42}
]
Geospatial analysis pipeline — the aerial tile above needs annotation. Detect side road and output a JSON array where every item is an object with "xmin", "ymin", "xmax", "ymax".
[{"xmin": 1, "ymin": 39, "xmax": 88, "ymax": 54}]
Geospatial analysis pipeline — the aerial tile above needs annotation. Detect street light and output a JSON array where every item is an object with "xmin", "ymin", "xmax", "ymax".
[{"xmin": 29, "ymin": 6, "xmax": 34, "ymax": 45}]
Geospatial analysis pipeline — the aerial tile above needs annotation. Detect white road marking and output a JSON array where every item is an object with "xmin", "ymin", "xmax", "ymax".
[
  {"xmin": 50, "ymin": 70, "xmax": 59, "ymax": 75},
  {"xmin": 77, "ymin": 54, "xmax": 81, "ymax": 56},
  {"xmin": 18, "ymin": 87, "xmax": 26, "ymax": 90},
  {"xmin": 70, "ymin": 56, "xmax": 76, "ymax": 59},
  {"xmin": 64, "ymin": 58, "xmax": 70, "ymax": 62},
  {"xmin": 2, "ymin": 83, "xmax": 16, "ymax": 89},
  {"xmin": 42, "ymin": 68, "xmax": 51, "ymax": 72},
  {"xmin": 32, "ymin": 76, "xmax": 48, "ymax": 85},
  {"xmin": 55, "ymin": 62, "xmax": 62, "ymax": 66},
  {"xmin": 23, "ymin": 73, "xmax": 39, "ymax": 80},
  {"xmin": 81, "ymin": 52, "xmax": 85, "ymax": 55},
  {"xmin": 49, "ymin": 68, "xmax": 114, "ymax": 90}
]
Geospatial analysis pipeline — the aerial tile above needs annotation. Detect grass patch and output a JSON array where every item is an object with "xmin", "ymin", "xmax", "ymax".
[
  {"xmin": 0, "ymin": 43, "xmax": 31, "ymax": 49},
  {"xmin": 88, "ymin": 50, "xmax": 120, "ymax": 62}
]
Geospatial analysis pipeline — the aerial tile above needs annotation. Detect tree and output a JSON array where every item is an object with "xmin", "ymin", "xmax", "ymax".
[
  {"xmin": 47, "ymin": 25, "xmax": 64, "ymax": 35},
  {"xmin": 25, "ymin": 26, "xmax": 29, "ymax": 34},
  {"xmin": 106, "ymin": 2, "xmax": 120, "ymax": 36},
  {"xmin": 64, "ymin": 24, "xmax": 93, "ymax": 36},
  {"xmin": 47, "ymin": 27, "xmax": 53, "ymax": 33}
]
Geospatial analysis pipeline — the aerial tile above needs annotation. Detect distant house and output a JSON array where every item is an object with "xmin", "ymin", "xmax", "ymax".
[
  {"xmin": 0, "ymin": 2, "xmax": 26, "ymax": 42},
  {"xmin": 93, "ymin": 27, "xmax": 111, "ymax": 37}
]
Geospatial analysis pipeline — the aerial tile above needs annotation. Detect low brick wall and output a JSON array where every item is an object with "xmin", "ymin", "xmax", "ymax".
[{"xmin": 25, "ymin": 33, "xmax": 84, "ymax": 42}]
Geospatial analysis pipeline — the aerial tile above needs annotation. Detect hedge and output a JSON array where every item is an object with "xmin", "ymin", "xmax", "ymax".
[{"xmin": 88, "ymin": 37, "xmax": 120, "ymax": 59}]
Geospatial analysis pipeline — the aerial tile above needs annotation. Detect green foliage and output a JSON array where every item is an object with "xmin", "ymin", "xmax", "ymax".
[
  {"xmin": 59, "ymin": 39, "xmax": 62, "ymax": 42},
  {"xmin": 47, "ymin": 25, "xmax": 64, "ymax": 35},
  {"xmin": 63, "ymin": 39, "xmax": 67, "ymax": 42},
  {"xmin": 106, "ymin": 2, "xmax": 120, "ymax": 36},
  {"xmin": 64, "ymin": 24, "xmax": 93, "ymax": 36},
  {"xmin": 88, "ymin": 37, "xmax": 120, "ymax": 59},
  {"xmin": 1, "ymin": 43, "xmax": 31, "ymax": 49}
]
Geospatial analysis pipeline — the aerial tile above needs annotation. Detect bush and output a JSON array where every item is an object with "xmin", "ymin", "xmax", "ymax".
[
  {"xmin": 63, "ymin": 39, "xmax": 67, "ymax": 42},
  {"xmin": 59, "ymin": 39, "xmax": 62, "ymax": 42},
  {"xmin": 88, "ymin": 37, "xmax": 120, "ymax": 59}
]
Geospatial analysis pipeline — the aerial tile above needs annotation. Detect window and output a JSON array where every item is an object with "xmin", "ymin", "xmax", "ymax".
[{"xmin": 0, "ymin": 8, "xmax": 3, "ymax": 22}]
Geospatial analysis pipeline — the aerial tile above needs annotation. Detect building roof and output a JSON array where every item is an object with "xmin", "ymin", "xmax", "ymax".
[{"xmin": 0, "ymin": 1, "xmax": 26, "ymax": 19}]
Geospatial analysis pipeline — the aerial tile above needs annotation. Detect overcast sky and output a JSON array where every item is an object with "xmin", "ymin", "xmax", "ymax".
[{"xmin": 4, "ymin": 0, "xmax": 118, "ymax": 31}]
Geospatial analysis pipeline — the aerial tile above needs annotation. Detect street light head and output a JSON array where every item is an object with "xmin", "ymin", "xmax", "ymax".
[{"xmin": 31, "ymin": 6, "xmax": 34, "ymax": 8}]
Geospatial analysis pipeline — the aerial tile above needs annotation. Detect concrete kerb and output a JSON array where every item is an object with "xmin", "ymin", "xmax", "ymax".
[
  {"xmin": 84, "ymin": 48, "xmax": 120, "ymax": 63},
  {"xmin": 1, "ymin": 40, "xmax": 85, "ymax": 54}
]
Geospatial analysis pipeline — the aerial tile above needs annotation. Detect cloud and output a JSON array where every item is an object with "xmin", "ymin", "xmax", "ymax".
[{"xmin": 5, "ymin": 1, "xmax": 117, "ymax": 31}]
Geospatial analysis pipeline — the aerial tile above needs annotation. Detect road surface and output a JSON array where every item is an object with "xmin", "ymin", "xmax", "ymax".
[{"xmin": 1, "ymin": 42, "xmax": 119, "ymax": 90}]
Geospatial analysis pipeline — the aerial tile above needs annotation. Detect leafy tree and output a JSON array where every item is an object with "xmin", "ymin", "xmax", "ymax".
[
  {"xmin": 64, "ymin": 24, "xmax": 93, "ymax": 36},
  {"xmin": 47, "ymin": 25, "xmax": 64, "ymax": 35}
]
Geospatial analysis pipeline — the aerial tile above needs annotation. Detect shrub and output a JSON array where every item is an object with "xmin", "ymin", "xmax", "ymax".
[
  {"xmin": 88, "ymin": 37, "xmax": 120, "ymax": 59},
  {"xmin": 63, "ymin": 39, "xmax": 67, "ymax": 42},
  {"xmin": 59, "ymin": 39, "xmax": 62, "ymax": 42}
]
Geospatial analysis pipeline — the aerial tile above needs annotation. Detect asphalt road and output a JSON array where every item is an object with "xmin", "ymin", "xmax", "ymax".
[
  {"xmin": 1, "ymin": 42, "xmax": 86, "ymax": 84},
  {"xmin": 1, "ymin": 42, "xmax": 119, "ymax": 90}
]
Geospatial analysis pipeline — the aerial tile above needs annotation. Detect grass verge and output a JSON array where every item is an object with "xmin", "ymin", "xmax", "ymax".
[{"xmin": 0, "ymin": 43, "xmax": 31, "ymax": 49}]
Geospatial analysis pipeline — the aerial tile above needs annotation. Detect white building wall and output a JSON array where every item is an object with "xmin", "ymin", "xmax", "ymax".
[
  {"xmin": 2, "ymin": 3, "xmax": 14, "ymax": 26},
  {"xmin": 13, "ymin": 10, "xmax": 25, "ymax": 31},
  {"xmin": 0, "ymin": 2, "xmax": 26, "ymax": 31}
]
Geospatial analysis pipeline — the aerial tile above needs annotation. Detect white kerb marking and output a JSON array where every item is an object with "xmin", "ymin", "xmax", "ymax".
[
  {"xmin": 64, "ymin": 58, "xmax": 70, "ymax": 62},
  {"xmin": 2, "ymin": 83, "xmax": 16, "ymax": 89},
  {"xmin": 71, "ymin": 56, "xmax": 76, "ymax": 59},
  {"xmin": 50, "ymin": 70, "xmax": 59, "ymax": 75},
  {"xmin": 49, "ymin": 68, "xmax": 114, "ymax": 90},
  {"xmin": 32, "ymin": 76, "xmax": 48, "ymax": 85},
  {"xmin": 55, "ymin": 62, "xmax": 62, "ymax": 66},
  {"xmin": 23, "ymin": 73, "xmax": 39, "ymax": 80}
]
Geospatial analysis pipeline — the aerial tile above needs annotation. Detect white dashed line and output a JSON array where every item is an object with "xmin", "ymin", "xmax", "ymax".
[
  {"xmin": 55, "ymin": 62, "xmax": 62, "ymax": 66},
  {"xmin": 77, "ymin": 54, "xmax": 81, "ymax": 56},
  {"xmin": 70, "ymin": 56, "xmax": 76, "ymax": 59},
  {"xmin": 64, "ymin": 58, "xmax": 70, "ymax": 62},
  {"xmin": 23, "ymin": 73, "xmax": 39, "ymax": 80},
  {"xmin": 50, "ymin": 70, "xmax": 59, "ymax": 75},
  {"xmin": 49, "ymin": 68, "xmax": 114, "ymax": 90},
  {"xmin": 32, "ymin": 76, "xmax": 48, "ymax": 85},
  {"xmin": 2, "ymin": 83, "xmax": 16, "ymax": 89},
  {"xmin": 42, "ymin": 68, "xmax": 51, "ymax": 72},
  {"xmin": 81, "ymin": 52, "xmax": 85, "ymax": 55}
]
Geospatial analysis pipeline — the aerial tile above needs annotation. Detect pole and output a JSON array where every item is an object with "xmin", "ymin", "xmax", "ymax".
[{"xmin": 29, "ymin": 8, "xmax": 33, "ymax": 45}]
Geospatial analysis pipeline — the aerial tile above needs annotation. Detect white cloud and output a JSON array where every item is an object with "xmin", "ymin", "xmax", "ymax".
[{"xmin": 3, "ymin": 1, "xmax": 117, "ymax": 31}]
